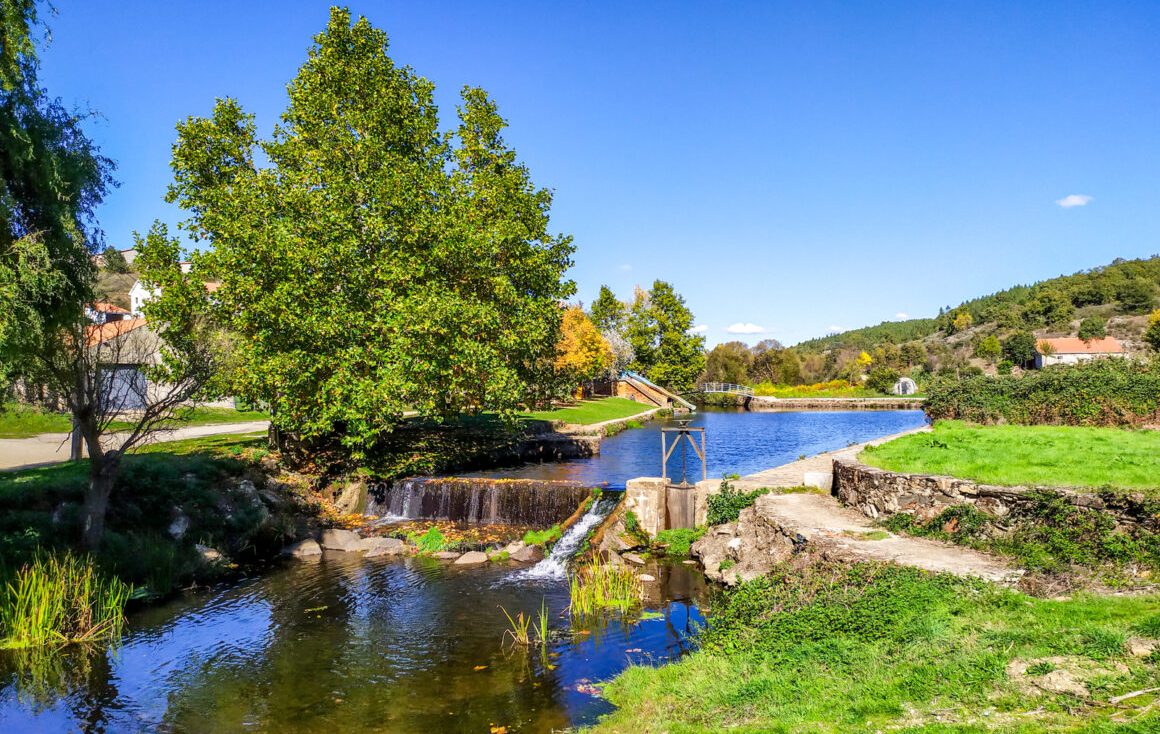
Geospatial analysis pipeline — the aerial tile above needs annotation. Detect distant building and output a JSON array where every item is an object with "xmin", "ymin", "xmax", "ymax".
[
  {"xmin": 128, "ymin": 279, "xmax": 159, "ymax": 316},
  {"xmin": 85, "ymin": 302, "xmax": 131, "ymax": 325},
  {"xmin": 1034, "ymin": 337, "xmax": 1124, "ymax": 368},
  {"xmin": 891, "ymin": 376, "xmax": 918, "ymax": 395}
]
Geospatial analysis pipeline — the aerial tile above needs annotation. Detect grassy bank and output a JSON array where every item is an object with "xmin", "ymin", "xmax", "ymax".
[
  {"xmin": 0, "ymin": 433, "xmax": 299, "ymax": 599},
  {"xmin": 861, "ymin": 420, "xmax": 1160, "ymax": 495},
  {"xmin": 0, "ymin": 403, "xmax": 269, "ymax": 438},
  {"xmin": 593, "ymin": 559, "xmax": 1160, "ymax": 732},
  {"xmin": 753, "ymin": 381, "xmax": 893, "ymax": 399},
  {"xmin": 523, "ymin": 397, "xmax": 653, "ymax": 425}
]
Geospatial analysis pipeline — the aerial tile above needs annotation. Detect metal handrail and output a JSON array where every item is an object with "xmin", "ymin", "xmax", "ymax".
[{"xmin": 697, "ymin": 382, "xmax": 755, "ymax": 396}]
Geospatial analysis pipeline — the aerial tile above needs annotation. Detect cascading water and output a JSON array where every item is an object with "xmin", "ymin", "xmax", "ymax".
[
  {"xmin": 368, "ymin": 477, "xmax": 596, "ymax": 526},
  {"xmin": 522, "ymin": 494, "xmax": 622, "ymax": 580}
]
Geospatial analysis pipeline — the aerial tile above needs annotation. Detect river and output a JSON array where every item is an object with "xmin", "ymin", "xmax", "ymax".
[{"xmin": 0, "ymin": 409, "xmax": 925, "ymax": 733}]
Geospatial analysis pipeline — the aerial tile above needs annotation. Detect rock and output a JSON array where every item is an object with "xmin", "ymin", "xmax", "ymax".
[
  {"xmin": 622, "ymin": 553, "xmax": 646, "ymax": 565},
  {"xmin": 356, "ymin": 537, "xmax": 406, "ymax": 555},
  {"xmin": 454, "ymin": 551, "xmax": 489, "ymax": 566},
  {"xmin": 691, "ymin": 506, "xmax": 797, "ymax": 586},
  {"xmin": 284, "ymin": 539, "xmax": 322, "ymax": 557},
  {"xmin": 433, "ymin": 551, "xmax": 461, "ymax": 560},
  {"xmin": 682, "ymin": 560, "xmax": 698, "ymax": 565},
  {"xmin": 333, "ymin": 480, "xmax": 367, "ymax": 515},
  {"xmin": 803, "ymin": 471, "xmax": 833, "ymax": 491},
  {"xmin": 502, "ymin": 540, "xmax": 527, "ymax": 556},
  {"xmin": 236, "ymin": 479, "xmax": 260, "ymax": 500},
  {"xmin": 510, "ymin": 544, "xmax": 544, "ymax": 563},
  {"xmin": 639, "ymin": 574, "xmax": 656, "ymax": 582},
  {"xmin": 196, "ymin": 543, "xmax": 225, "ymax": 564},
  {"xmin": 320, "ymin": 528, "xmax": 362, "ymax": 552},
  {"xmin": 168, "ymin": 512, "xmax": 190, "ymax": 540}
]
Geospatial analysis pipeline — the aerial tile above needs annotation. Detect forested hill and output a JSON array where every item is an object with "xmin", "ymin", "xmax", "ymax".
[{"xmin": 794, "ymin": 254, "xmax": 1160, "ymax": 352}]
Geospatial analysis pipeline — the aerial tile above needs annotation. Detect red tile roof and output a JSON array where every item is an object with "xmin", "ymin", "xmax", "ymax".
[
  {"xmin": 85, "ymin": 317, "xmax": 147, "ymax": 346},
  {"xmin": 90, "ymin": 301, "xmax": 130, "ymax": 314},
  {"xmin": 1037, "ymin": 337, "xmax": 1123, "ymax": 355}
]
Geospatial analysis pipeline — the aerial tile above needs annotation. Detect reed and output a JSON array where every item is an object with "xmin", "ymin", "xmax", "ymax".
[
  {"xmin": 500, "ymin": 605, "xmax": 533, "ymax": 646},
  {"xmin": 0, "ymin": 553, "xmax": 132, "ymax": 648},
  {"xmin": 569, "ymin": 561, "xmax": 641, "ymax": 619},
  {"xmin": 534, "ymin": 598, "xmax": 550, "ymax": 645}
]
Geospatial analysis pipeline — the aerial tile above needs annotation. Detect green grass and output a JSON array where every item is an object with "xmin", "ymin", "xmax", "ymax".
[
  {"xmin": 654, "ymin": 526, "xmax": 705, "ymax": 556},
  {"xmin": 522, "ymin": 524, "xmax": 562, "ymax": 547},
  {"xmin": 861, "ymin": 420, "xmax": 1160, "ymax": 495},
  {"xmin": 592, "ymin": 559, "xmax": 1160, "ymax": 732},
  {"xmin": 0, "ymin": 402, "xmax": 268, "ymax": 438},
  {"xmin": 752, "ymin": 383, "xmax": 894, "ymax": 399},
  {"xmin": 522, "ymin": 397, "xmax": 653, "ymax": 425},
  {"xmin": 569, "ymin": 561, "xmax": 641, "ymax": 619}
]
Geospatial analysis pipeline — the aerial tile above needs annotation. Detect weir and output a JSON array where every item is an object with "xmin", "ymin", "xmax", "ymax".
[{"xmin": 367, "ymin": 477, "xmax": 599, "ymax": 527}]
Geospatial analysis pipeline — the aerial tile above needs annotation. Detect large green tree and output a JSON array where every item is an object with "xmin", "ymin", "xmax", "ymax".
[
  {"xmin": 589, "ymin": 284, "xmax": 626, "ymax": 333},
  {"xmin": 701, "ymin": 341, "xmax": 752, "ymax": 385},
  {"xmin": 168, "ymin": 9, "xmax": 574, "ymax": 455},
  {"xmin": 626, "ymin": 280, "xmax": 705, "ymax": 390}
]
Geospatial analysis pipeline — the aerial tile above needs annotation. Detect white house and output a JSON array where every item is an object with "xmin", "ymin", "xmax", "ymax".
[
  {"xmin": 128, "ymin": 279, "xmax": 159, "ymax": 317},
  {"xmin": 1034, "ymin": 336, "xmax": 1124, "ymax": 368}
]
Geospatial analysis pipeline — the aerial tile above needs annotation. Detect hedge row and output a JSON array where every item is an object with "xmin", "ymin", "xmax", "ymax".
[{"xmin": 923, "ymin": 357, "xmax": 1160, "ymax": 426}]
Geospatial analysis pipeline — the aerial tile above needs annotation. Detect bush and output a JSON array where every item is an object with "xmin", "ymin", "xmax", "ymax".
[
  {"xmin": 864, "ymin": 366, "xmax": 900, "ymax": 394},
  {"xmin": 706, "ymin": 477, "xmax": 769, "ymax": 526},
  {"xmin": 522, "ymin": 525, "xmax": 562, "ymax": 547},
  {"xmin": 924, "ymin": 357, "xmax": 1160, "ymax": 426},
  {"xmin": 407, "ymin": 526, "xmax": 449, "ymax": 553},
  {"xmin": 654, "ymin": 527, "xmax": 705, "ymax": 556},
  {"xmin": 1078, "ymin": 316, "xmax": 1107, "ymax": 340},
  {"xmin": 996, "ymin": 359, "xmax": 1014, "ymax": 375}
]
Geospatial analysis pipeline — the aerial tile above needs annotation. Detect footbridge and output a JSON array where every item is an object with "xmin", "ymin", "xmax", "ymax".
[{"xmin": 694, "ymin": 382, "xmax": 755, "ymax": 397}]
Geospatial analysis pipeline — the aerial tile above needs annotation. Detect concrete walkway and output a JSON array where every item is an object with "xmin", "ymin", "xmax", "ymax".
[
  {"xmin": 727, "ymin": 425, "xmax": 1021, "ymax": 583},
  {"xmin": 0, "ymin": 421, "xmax": 270, "ymax": 471}
]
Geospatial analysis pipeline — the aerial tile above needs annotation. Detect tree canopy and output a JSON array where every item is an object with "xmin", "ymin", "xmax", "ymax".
[
  {"xmin": 625, "ymin": 280, "xmax": 705, "ymax": 391},
  {"xmin": 167, "ymin": 9, "xmax": 574, "ymax": 454}
]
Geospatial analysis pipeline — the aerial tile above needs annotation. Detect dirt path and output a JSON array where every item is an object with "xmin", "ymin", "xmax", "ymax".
[
  {"xmin": 0, "ymin": 421, "xmax": 269, "ymax": 471},
  {"xmin": 698, "ymin": 425, "xmax": 1021, "ymax": 584}
]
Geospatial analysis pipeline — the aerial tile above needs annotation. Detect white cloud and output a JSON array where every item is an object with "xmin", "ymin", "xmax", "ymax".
[
  {"xmin": 726, "ymin": 322, "xmax": 766, "ymax": 335},
  {"xmin": 827, "ymin": 325, "xmax": 846, "ymax": 333},
  {"xmin": 1056, "ymin": 194, "xmax": 1093, "ymax": 208},
  {"xmin": 895, "ymin": 312, "xmax": 910, "ymax": 320},
  {"xmin": 688, "ymin": 324, "xmax": 709, "ymax": 334},
  {"xmin": 617, "ymin": 263, "xmax": 633, "ymax": 271}
]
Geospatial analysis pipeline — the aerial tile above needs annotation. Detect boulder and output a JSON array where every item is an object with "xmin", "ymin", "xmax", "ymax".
[
  {"xmin": 453, "ymin": 551, "xmax": 489, "ymax": 566},
  {"xmin": 639, "ymin": 573, "xmax": 656, "ymax": 582},
  {"xmin": 284, "ymin": 539, "xmax": 322, "ymax": 557},
  {"xmin": 433, "ymin": 551, "xmax": 462, "ymax": 561},
  {"xmin": 357, "ymin": 537, "xmax": 406, "ymax": 556},
  {"xmin": 196, "ymin": 543, "xmax": 225, "ymax": 564},
  {"xmin": 621, "ymin": 553, "xmax": 646, "ymax": 566},
  {"xmin": 168, "ymin": 512, "xmax": 190, "ymax": 541},
  {"xmin": 502, "ymin": 540, "xmax": 527, "ymax": 556},
  {"xmin": 320, "ymin": 528, "xmax": 362, "ymax": 552},
  {"xmin": 691, "ymin": 506, "xmax": 797, "ymax": 586},
  {"xmin": 510, "ymin": 544, "xmax": 544, "ymax": 563}
]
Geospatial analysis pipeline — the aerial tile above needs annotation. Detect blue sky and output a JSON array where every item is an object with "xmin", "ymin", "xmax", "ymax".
[{"xmin": 38, "ymin": 1, "xmax": 1160, "ymax": 345}]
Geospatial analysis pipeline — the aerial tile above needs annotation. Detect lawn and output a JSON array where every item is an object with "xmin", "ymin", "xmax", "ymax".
[
  {"xmin": 861, "ymin": 420, "xmax": 1160, "ymax": 494},
  {"xmin": 523, "ymin": 397, "xmax": 653, "ymax": 425},
  {"xmin": 593, "ymin": 559, "xmax": 1160, "ymax": 732},
  {"xmin": 0, "ymin": 403, "xmax": 269, "ymax": 438}
]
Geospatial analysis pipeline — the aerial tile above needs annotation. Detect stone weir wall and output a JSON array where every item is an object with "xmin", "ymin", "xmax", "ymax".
[
  {"xmin": 833, "ymin": 459, "xmax": 1160, "ymax": 531},
  {"xmin": 750, "ymin": 397, "xmax": 925, "ymax": 411},
  {"xmin": 366, "ymin": 477, "xmax": 596, "ymax": 527}
]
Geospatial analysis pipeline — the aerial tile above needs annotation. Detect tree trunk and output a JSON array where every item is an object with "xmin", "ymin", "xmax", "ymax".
[
  {"xmin": 70, "ymin": 418, "xmax": 83, "ymax": 461},
  {"xmin": 82, "ymin": 451, "xmax": 119, "ymax": 551}
]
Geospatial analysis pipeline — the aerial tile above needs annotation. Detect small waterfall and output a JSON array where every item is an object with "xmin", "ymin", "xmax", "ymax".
[
  {"xmin": 523, "ymin": 495, "xmax": 622, "ymax": 580},
  {"xmin": 367, "ymin": 477, "xmax": 597, "ymax": 526}
]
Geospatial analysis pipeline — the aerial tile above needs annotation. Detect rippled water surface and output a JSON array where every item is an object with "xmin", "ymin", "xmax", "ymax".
[
  {"xmin": 0, "ymin": 409, "xmax": 925, "ymax": 733},
  {"xmin": 478, "ymin": 408, "xmax": 928, "ymax": 485}
]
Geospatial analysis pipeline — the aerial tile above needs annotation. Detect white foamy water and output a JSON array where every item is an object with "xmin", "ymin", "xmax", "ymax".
[{"xmin": 520, "ymin": 496, "xmax": 620, "ymax": 580}]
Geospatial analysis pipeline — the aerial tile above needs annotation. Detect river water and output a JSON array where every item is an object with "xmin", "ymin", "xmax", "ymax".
[{"xmin": 0, "ymin": 409, "xmax": 925, "ymax": 733}]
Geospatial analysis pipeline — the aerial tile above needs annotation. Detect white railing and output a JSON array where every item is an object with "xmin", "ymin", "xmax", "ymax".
[{"xmin": 698, "ymin": 382, "xmax": 755, "ymax": 396}]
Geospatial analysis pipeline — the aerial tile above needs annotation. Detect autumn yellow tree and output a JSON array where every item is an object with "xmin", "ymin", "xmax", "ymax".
[{"xmin": 556, "ymin": 306, "xmax": 614, "ymax": 384}]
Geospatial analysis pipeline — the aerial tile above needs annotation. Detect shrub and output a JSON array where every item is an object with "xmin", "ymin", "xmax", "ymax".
[
  {"xmin": 996, "ymin": 359, "xmax": 1014, "ymax": 375},
  {"xmin": 706, "ymin": 476, "xmax": 769, "ymax": 526},
  {"xmin": 407, "ymin": 526, "xmax": 449, "ymax": 554},
  {"xmin": 1078, "ymin": 316, "xmax": 1107, "ymax": 341},
  {"xmin": 924, "ymin": 357, "xmax": 1160, "ymax": 426},
  {"xmin": 865, "ymin": 366, "xmax": 900, "ymax": 394},
  {"xmin": 654, "ymin": 527, "xmax": 705, "ymax": 556}
]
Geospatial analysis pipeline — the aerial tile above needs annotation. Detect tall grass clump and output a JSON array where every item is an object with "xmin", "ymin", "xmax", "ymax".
[
  {"xmin": 501, "ymin": 598, "xmax": 551, "ymax": 648},
  {"xmin": 0, "ymin": 553, "xmax": 132, "ymax": 648},
  {"xmin": 569, "ymin": 561, "xmax": 640, "ymax": 619}
]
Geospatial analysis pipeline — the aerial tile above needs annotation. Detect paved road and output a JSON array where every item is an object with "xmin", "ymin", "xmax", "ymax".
[{"xmin": 0, "ymin": 421, "xmax": 270, "ymax": 471}]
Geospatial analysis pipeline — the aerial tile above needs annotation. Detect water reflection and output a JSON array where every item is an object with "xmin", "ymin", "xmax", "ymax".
[{"xmin": 0, "ymin": 556, "xmax": 706, "ymax": 733}]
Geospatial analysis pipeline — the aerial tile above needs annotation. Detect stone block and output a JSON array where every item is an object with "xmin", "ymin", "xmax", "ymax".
[
  {"xmin": 320, "ymin": 528, "xmax": 362, "ymax": 551},
  {"xmin": 625, "ymin": 477, "xmax": 667, "ymax": 536},
  {"xmin": 453, "ymin": 551, "xmax": 489, "ymax": 566},
  {"xmin": 802, "ymin": 471, "xmax": 833, "ymax": 491}
]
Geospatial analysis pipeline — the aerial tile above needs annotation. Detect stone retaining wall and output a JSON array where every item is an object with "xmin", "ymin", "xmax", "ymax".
[{"xmin": 833, "ymin": 459, "xmax": 1159, "ymax": 531}]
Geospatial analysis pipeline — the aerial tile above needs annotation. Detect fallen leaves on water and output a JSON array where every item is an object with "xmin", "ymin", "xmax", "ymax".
[
  {"xmin": 473, "ymin": 665, "xmax": 488, "ymax": 671},
  {"xmin": 490, "ymin": 726, "xmax": 508, "ymax": 733},
  {"xmin": 304, "ymin": 606, "xmax": 328, "ymax": 613}
]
